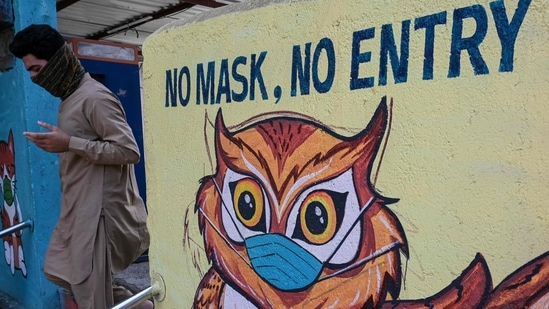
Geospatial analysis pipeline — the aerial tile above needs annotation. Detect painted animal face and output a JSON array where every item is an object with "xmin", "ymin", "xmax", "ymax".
[
  {"xmin": 0, "ymin": 131, "xmax": 16, "ymax": 206},
  {"xmin": 196, "ymin": 97, "xmax": 408, "ymax": 308}
]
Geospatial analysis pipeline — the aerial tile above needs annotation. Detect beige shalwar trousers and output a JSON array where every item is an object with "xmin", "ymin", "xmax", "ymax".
[{"xmin": 45, "ymin": 216, "xmax": 133, "ymax": 308}]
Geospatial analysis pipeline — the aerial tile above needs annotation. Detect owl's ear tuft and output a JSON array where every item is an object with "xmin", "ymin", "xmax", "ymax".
[
  {"xmin": 215, "ymin": 108, "xmax": 227, "ymax": 133},
  {"xmin": 351, "ymin": 96, "xmax": 389, "ymax": 165},
  {"xmin": 214, "ymin": 108, "xmax": 238, "ymax": 166},
  {"xmin": 214, "ymin": 108, "xmax": 232, "ymax": 140},
  {"xmin": 365, "ymin": 96, "xmax": 388, "ymax": 142}
]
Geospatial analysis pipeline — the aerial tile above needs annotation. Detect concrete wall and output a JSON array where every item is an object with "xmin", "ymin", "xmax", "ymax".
[
  {"xmin": 142, "ymin": 0, "xmax": 548, "ymax": 308},
  {"xmin": 0, "ymin": 0, "xmax": 60, "ymax": 308}
]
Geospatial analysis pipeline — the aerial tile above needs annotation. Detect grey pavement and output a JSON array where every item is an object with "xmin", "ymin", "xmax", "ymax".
[
  {"xmin": 113, "ymin": 260, "xmax": 152, "ymax": 294},
  {"xmin": 0, "ymin": 260, "xmax": 151, "ymax": 308},
  {"xmin": 0, "ymin": 293, "xmax": 26, "ymax": 309}
]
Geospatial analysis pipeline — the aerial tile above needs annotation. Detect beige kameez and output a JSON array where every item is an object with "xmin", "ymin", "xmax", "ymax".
[{"xmin": 43, "ymin": 74, "xmax": 149, "ymax": 301}]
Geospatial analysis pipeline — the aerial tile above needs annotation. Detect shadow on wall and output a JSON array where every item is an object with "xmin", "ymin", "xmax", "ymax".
[{"xmin": 0, "ymin": 0, "xmax": 14, "ymax": 72}]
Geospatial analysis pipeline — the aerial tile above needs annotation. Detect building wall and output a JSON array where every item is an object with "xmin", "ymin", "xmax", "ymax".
[
  {"xmin": 142, "ymin": 0, "xmax": 548, "ymax": 308},
  {"xmin": 0, "ymin": 0, "xmax": 60, "ymax": 308}
]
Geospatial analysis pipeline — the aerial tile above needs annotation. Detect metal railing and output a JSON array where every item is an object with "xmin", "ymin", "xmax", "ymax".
[
  {"xmin": 111, "ymin": 286, "xmax": 154, "ymax": 309},
  {"xmin": 0, "ymin": 220, "xmax": 33, "ymax": 238}
]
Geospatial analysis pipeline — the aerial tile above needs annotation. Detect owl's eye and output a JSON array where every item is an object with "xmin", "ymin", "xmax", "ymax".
[
  {"xmin": 230, "ymin": 178, "xmax": 266, "ymax": 232},
  {"xmin": 293, "ymin": 190, "xmax": 347, "ymax": 245}
]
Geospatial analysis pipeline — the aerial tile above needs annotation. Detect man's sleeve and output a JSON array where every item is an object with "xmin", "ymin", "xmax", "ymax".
[{"xmin": 68, "ymin": 95, "xmax": 140, "ymax": 165}]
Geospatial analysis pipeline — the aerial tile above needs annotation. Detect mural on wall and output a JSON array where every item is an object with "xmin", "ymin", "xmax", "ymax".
[
  {"xmin": 141, "ymin": 0, "xmax": 549, "ymax": 307},
  {"xmin": 191, "ymin": 97, "xmax": 548, "ymax": 308},
  {"xmin": 0, "ymin": 130, "xmax": 27, "ymax": 277}
]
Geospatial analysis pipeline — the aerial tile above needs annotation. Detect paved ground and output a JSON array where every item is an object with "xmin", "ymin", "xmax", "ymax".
[
  {"xmin": 0, "ymin": 293, "xmax": 26, "ymax": 309},
  {"xmin": 113, "ymin": 260, "xmax": 152, "ymax": 294},
  {"xmin": 0, "ymin": 259, "xmax": 151, "ymax": 309}
]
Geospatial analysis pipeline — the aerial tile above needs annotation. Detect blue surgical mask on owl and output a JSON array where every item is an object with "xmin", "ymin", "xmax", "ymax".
[
  {"xmin": 202, "ymin": 180, "xmax": 404, "ymax": 291},
  {"xmin": 245, "ymin": 233, "xmax": 322, "ymax": 291},
  {"xmin": 244, "ymin": 231, "xmax": 402, "ymax": 291},
  {"xmin": 242, "ymin": 196, "xmax": 403, "ymax": 291}
]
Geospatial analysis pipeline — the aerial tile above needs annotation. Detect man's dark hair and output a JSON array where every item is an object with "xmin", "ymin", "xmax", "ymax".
[{"xmin": 9, "ymin": 24, "xmax": 65, "ymax": 60}]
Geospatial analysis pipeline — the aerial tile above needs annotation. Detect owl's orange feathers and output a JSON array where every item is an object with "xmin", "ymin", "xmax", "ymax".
[{"xmin": 194, "ymin": 97, "xmax": 408, "ymax": 308}]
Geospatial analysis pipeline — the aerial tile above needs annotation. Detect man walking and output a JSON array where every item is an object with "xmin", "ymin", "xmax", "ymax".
[{"xmin": 10, "ymin": 24, "xmax": 152, "ymax": 309}]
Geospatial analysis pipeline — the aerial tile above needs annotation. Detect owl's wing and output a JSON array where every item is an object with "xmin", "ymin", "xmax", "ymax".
[
  {"xmin": 381, "ymin": 253, "xmax": 491, "ymax": 308},
  {"xmin": 483, "ymin": 251, "xmax": 549, "ymax": 308},
  {"xmin": 193, "ymin": 267, "xmax": 225, "ymax": 309},
  {"xmin": 382, "ymin": 252, "xmax": 549, "ymax": 309}
]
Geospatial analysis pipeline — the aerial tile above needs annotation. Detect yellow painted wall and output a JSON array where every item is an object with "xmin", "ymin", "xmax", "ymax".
[{"xmin": 142, "ymin": 0, "xmax": 548, "ymax": 307}]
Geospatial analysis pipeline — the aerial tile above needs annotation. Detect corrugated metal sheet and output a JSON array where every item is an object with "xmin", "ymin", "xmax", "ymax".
[{"xmin": 56, "ymin": 0, "xmax": 243, "ymax": 47}]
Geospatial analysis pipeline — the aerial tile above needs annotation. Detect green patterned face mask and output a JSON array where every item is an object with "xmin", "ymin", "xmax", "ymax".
[
  {"xmin": 3, "ymin": 177, "xmax": 13, "ymax": 206},
  {"xmin": 31, "ymin": 43, "xmax": 85, "ymax": 100}
]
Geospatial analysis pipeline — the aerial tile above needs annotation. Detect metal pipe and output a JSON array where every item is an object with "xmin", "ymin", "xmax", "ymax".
[
  {"xmin": 111, "ymin": 286, "xmax": 154, "ymax": 309},
  {"xmin": 0, "ymin": 220, "xmax": 33, "ymax": 238}
]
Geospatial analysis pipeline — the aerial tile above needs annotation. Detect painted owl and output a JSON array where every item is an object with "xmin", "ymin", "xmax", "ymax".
[{"xmin": 193, "ymin": 96, "xmax": 408, "ymax": 308}]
